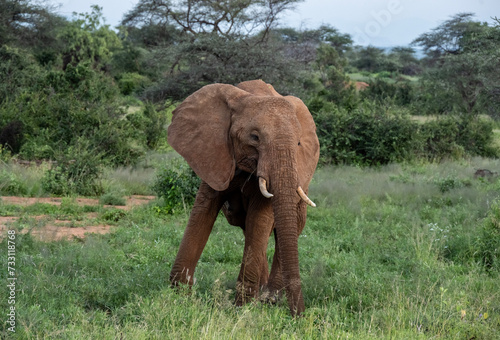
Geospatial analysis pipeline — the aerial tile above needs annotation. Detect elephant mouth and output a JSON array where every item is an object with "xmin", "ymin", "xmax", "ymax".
[{"xmin": 258, "ymin": 177, "xmax": 316, "ymax": 207}]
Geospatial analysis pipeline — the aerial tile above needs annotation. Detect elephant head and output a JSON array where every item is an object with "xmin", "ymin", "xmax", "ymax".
[{"xmin": 167, "ymin": 80, "xmax": 319, "ymax": 316}]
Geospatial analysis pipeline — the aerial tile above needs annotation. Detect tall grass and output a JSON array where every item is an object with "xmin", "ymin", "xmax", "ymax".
[
  {"xmin": 0, "ymin": 162, "xmax": 45, "ymax": 197},
  {"xmin": 1, "ymin": 160, "xmax": 499, "ymax": 338}
]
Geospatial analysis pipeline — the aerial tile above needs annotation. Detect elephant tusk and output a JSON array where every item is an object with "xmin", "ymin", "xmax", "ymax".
[
  {"xmin": 259, "ymin": 177, "xmax": 274, "ymax": 198},
  {"xmin": 297, "ymin": 186, "xmax": 316, "ymax": 207}
]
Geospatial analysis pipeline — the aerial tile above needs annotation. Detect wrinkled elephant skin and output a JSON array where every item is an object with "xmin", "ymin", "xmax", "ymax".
[{"xmin": 167, "ymin": 80, "xmax": 320, "ymax": 316}]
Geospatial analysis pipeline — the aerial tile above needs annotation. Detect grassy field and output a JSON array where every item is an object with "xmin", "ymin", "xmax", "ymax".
[{"xmin": 1, "ymin": 158, "xmax": 500, "ymax": 339}]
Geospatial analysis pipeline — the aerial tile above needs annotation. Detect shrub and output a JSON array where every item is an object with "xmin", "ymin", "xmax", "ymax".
[
  {"xmin": 457, "ymin": 118, "xmax": 498, "ymax": 157},
  {"xmin": 118, "ymin": 72, "xmax": 150, "ymax": 95},
  {"xmin": 418, "ymin": 117, "xmax": 497, "ymax": 160},
  {"xmin": 311, "ymin": 100, "xmax": 417, "ymax": 165},
  {"xmin": 0, "ymin": 169, "xmax": 27, "ymax": 196},
  {"xmin": 417, "ymin": 117, "xmax": 465, "ymax": 160},
  {"xmin": 126, "ymin": 102, "xmax": 167, "ymax": 150},
  {"xmin": 0, "ymin": 50, "xmax": 149, "ymax": 166},
  {"xmin": 309, "ymin": 97, "xmax": 497, "ymax": 164},
  {"xmin": 475, "ymin": 200, "xmax": 500, "ymax": 271},
  {"xmin": 152, "ymin": 158, "xmax": 200, "ymax": 214},
  {"xmin": 360, "ymin": 78, "xmax": 416, "ymax": 106},
  {"xmin": 41, "ymin": 141, "xmax": 105, "ymax": 196},
  {"xmin": 99, "ymin": 193, "xmax": 127, "ymax": 206}
]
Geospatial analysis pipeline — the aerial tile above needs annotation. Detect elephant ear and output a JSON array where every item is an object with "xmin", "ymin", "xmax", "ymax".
[
  {"xmin": 285, "ymin": 96, "xmax": 320, "ymax": 189},
  {"xmin": 168, "ymin": 84, "xmax": 250, "ymax": 191}
]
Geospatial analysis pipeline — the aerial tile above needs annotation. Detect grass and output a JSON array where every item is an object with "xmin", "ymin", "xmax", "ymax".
[
  {"xmin": 1, "ymin": 159, "xmax": 500, "ymax": 338},
  {"xmin": 0, "ymin": 162, "xmax": 46, "ymax": 197},
  {"xmin": 348, "ymin": 72, "xmax": 420, "ymax": 83}
]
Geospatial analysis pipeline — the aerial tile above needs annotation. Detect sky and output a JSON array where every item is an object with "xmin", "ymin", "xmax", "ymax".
[{"xmin": 51, "ymin": 0, "xmax": 500, "ymax": 47}]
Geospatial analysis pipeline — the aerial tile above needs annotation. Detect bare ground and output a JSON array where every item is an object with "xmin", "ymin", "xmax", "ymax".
[{"xmin": 0, "ymin": 195, "xmax": 155, "ymax": 241}]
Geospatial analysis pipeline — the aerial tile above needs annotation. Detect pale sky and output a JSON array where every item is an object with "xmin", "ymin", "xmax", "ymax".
[{"xmin": 51, "ymin": 0, "xmax": 500, "ymax": 47}]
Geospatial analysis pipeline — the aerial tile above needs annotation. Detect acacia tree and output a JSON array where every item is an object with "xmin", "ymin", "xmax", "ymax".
[
  {"xmin": 122, "ymin": 0, "xmax": 300, "ymax": 39},
  {"xmin": 412, "ymin": 13, "xmax": 500, "ymax": 117},
  {"xmin": 121, "ymin": 0, "xmax": 304, "ymax": 100},
  {"xmin": 0, "ymin": 0, "xmax": 67, "ymax": 64}
]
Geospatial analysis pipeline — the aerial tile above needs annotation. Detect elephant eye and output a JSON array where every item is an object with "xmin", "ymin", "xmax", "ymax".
[
  {"xmin": 298, "ymin": 141, "xmax": 301, "ymax": 146},
  {"xmin": 250, "ymin": 133, "xmax": 259, "ymax": 142}
]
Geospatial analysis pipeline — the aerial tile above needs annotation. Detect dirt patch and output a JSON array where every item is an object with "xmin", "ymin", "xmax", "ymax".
[
  {"xmin": 0, "ymin": 195, "xmax": 155, "ymax": 241},
  {"xmin": 0, "ymin": 195, "xmax": 156, "ymax": 211},
  {"xmin": 28, "ymin": 224, "xmax": 112, "ymax": 241},
  {"xmin": 0, "ymin": 223, "xmax": 113, "ymax": 241}
]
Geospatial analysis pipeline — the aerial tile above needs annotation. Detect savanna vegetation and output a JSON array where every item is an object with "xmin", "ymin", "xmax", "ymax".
[{"xmin": 1, "ymin": 0, "xmax": 499, "ymax": 338}]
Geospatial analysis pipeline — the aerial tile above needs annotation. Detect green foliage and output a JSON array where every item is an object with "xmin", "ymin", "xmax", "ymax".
[
  {"xmin": 433, "ymin": 175, "xmax": 471, "ymax": 193},
  {"xmin": 99, "ymin": 193, "xmax": 127, "ymax": 206},
  {"xmin": 413, "ymin": 13, "xmax": 500, "ymax": 117},
  {"xmin": 0, "ymin": 169, "xmax": 27, "ymax": 196},
  {"xmin": 118, "ymin": 72, "xmax": 151, "ymax": 95},
  {"xmin": 41, "ymin": 141, "xmax": 106, "ymax": 196},
  {"xmin": 101, "ymin": 208, "xmax": 127, "ymax": 222},
  {"xmin": 475, "ymin": 200, "xmax": 500, "ymax": 271},
  {"xmin": 0, "ymin": 49, "xmax": 149, "ymax": 165},
  {"xmin": 0, "ymin": 46, "xmax": 41, "ymax": 105},
  {"xmin": 418, "ymin": 118, "xmax": 465, "ymax": 160},
  {"xmin": 126, "ymin": 103, "xmax": 167, "ymax": 149},
  {"xmin": 311, "ymin": 98, "xmax": 498, "ymax": 165},
  {"xmin": 419, "ymin": 117, "xmax": 498, "ymax": 160},
  {"xmin": 310, "ymin": 99, "xmax": 418, "ymax": 165},
  {"xmin": 58, "ymin": 5, "xmax": 121, "ymax": 69},
  {"xmin": 360, "ymin": 78, "xmax": 416, "ymax": 106},
  {"xmin": 152, "ymin": 158, "xmax": 200, "ymax": 214},
  {"xmin": 0, "ymin": 0, "xmax": 66, "ymax": 51}
]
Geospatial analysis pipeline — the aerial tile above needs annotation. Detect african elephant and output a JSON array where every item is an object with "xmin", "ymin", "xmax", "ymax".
[{"xmin": 167, "ymin": 79, "xmax": 320, "ymax": 316}]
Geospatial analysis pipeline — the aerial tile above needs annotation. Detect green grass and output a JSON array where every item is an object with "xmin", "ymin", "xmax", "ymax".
[
  {"xmin": 1, "ymin": 160, "xmax": 500, "ymax": 339},
  {"xmin": 348, "ymin": 72, "xmax": 419, "ymax": 83},
  {"xmin": 0, "ymin": 162, "xmax": 46, "ymax": 197}
]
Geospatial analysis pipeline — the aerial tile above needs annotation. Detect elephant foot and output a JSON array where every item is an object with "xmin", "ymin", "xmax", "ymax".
[
  {"xmin": 234, "ymin": 281, "xmax": 259, "ymax": 306},
  {"xmin": 170, "ymin": 267, "xmax": 195, "ymax": 288},
  {"xmin": 259, "ymin": 286, "xmax": 283, "ymax": 305}
]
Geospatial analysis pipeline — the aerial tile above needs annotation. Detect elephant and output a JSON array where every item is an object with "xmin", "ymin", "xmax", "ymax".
[{"xmin": 167, "ymin": 79, "xmax": 320, "ymax": 316}]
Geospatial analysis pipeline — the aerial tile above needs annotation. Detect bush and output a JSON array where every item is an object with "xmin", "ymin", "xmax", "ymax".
[
  {"xmin": 0, "ymin": 49, "xmax": 149, "ymax": 166},
  {"xmin": 457, "ymin": 119, "xmax": 498, "ymax": 157},
  {"xmin": 0, "ymin": 169, "xmax": 27, "ymax": 196},
  {"xmin": 41, "ymin": 141, "xmax": 105, "ymax": 196},
  {"xmin": 126, "ymin": 102, "xmax": 167, "ymax": 149},
  {"xmin": 417, "ymin": 117, "xmax": 465, "ymax": 160},
  {"xmin": 418, "ymin": 117, "xmax": 497, "ymax": 160},
  {"xmin": 475, "ymin": 200, "xmax": 500, "ymax": 271},
  {"xmin": 310, "ymin": 97, "xmax": 498, "ymax": 164},
  {"xmin": 152, "ymin": 158, "xmax": 200, "ymax": 214},
  {"xmin": 99, "ymin": 193, "xmax": 127, "ymax": 206},
  {"xmin": 118, "ymin": 72, "xmax": 150, "ymax": 95},
  {"xmin": 360, "ymin": 78, "xmax": 416, "ymax": 106},
  {"xmin": 311, "ymin": 100, "xmax": 417, "ymax": 165}
]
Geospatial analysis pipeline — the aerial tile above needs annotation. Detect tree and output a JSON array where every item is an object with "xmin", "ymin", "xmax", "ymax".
[
  {"xmin": 121, "ymin": 0, "xmax": 305, "ymax": 100},
  {"xmin": 122, "ymin": 0, "xmax": 301, "ymax": 40},
  {"xmin": 388, "ymin": 47, "xmax": 421, "ymax": 75},
  {"xmin": 412, "ymin": 13, "xmax": 500, "ymax": 117},
  {"xmin": 59, "ymin": 5, "xmax": 121, "ymax": 70},
  {"xmin": 0, "ymin": 0, "xmax": 67, "ymax": 62},
  {"xmin": 272, "ymin": 25, "xmax": 353, "ymax": 65},
  {"xmin": 351, "ymin": 46, "xmax": 386, "ymax": 73}
]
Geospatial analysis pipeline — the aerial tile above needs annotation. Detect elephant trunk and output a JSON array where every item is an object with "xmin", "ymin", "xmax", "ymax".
[{"xmin": 268, "ymin": 144, "xmax": 305, "ymax": 316}]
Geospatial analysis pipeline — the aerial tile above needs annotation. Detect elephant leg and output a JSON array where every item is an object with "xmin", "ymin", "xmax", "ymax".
[
  {"xmin": 266, "ymin": 201, "xmax": 307, "ymax": 302},
  {"xmin": 235, "ymin": 199, "xmax": 273, "ymax": 306},
  {"xmin": 170, "ymin": 181, "xmax": 224, "ymax": 286}
]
